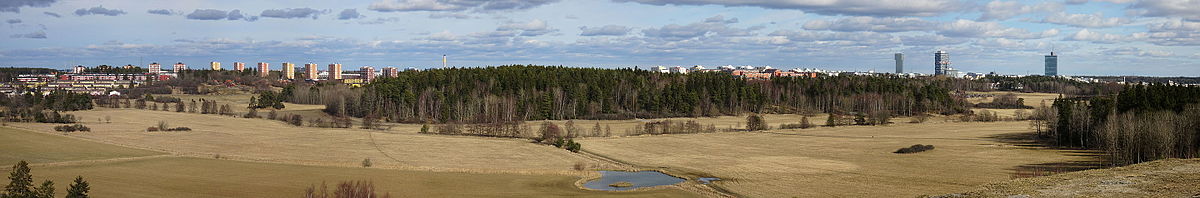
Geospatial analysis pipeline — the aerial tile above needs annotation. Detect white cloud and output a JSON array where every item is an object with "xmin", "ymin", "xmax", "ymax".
[
  {"xmin": 1067, "ymin": 29, "xmax": 1133, "ymax": 43},
  {"xmin": 369, "ymin": 0, "xmax": 560, "ymax": 12},
  {"xmin": 1132, "ymin": 0, "xmax": 1200, "ymax": 21},
  {"xmin": 1102, "ymin": 47, "xmax": 1174, "ymax": 57},
  {"xmin": 497, "ymin": 19, "xmax": 558, "ymax": 36},
  {"xmin": 978, "ymin": 1, "xmax": 1062, "ymax": 21},
  {"xmin": 937, "ymin": 19, "xmax": 1054, "ymax": 39},
  {"xmin": 615, "ymin": 0, "xmax": 965, "ymax": 17},
  {"xmin": 1040, "ymin": 12, "xmax": 1130, "ymax": 28},
  {"xmin": 802, "ymin": 17, "xmax": 937, "ymax": 32}
]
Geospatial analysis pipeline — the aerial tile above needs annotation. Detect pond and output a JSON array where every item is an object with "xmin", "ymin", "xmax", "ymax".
[
  {"xmin": 582, "ymin": 171, "xmax": 686, "ymax": 191},
  {"xmin": 698, "ymin": 177, "xmax": 721, "ymax": 184}
]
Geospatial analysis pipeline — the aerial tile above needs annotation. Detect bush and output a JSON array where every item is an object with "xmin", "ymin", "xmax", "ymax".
[
  {"xmin": 746, "ymin": 114, "xmax": 768, "ymax": 131},
  {"xmin": 147, "ymin": 127, "xmax": 159, "ymax": 132},
  {"xmin": 288, "ymin": 115, "xmax": 303, "ymax": 126},
  {"xmin": 361, "ymin": 158, "xmax": 372, "ymax": 168},
  {"xmin": 54, "ymin": 124, "xmax": 88, "ymax": 132},
  {"xmin": 894, "ymin": 144, "xmax": 935, "ymax": 154},
  {"xmin": 910, "ymin": 114, "xmax": 930, "ymax": 123},
  {"xmin": 564, "ymin": 139, "xmax": 581, "ymax": 152}
]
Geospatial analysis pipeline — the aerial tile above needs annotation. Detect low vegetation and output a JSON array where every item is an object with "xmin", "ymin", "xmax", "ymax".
[
  {"xmin": 53, "ymin": 124, "xmax": 90, "ymax": 132},
  {"xmin": 973, "ymin": 93, "xmax": 1033, "ymax": 109},
  {"xmin": 147, "ymin": 121, "xmax": 191, "ymax": 132},
  {"xmin": 894, "ymin": 144, "xmax": 936, "ymax": 154},
  {"xmin": 303, "ymin": 180, "xmax": 389, "ymax": 198}
]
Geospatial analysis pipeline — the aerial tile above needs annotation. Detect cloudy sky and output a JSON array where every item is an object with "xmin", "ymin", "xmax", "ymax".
[{"xmin": 1, "ymin": 0, "xmax": 1197, "ymax": 76}]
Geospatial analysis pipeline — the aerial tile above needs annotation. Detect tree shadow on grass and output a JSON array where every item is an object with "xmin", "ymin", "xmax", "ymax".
[{"xmin": 984, "ymin": 132, "xmax": 1109, "ymax": 178}]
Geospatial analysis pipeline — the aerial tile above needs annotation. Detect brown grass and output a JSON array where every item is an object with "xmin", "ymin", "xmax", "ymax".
[
  {"xmin": 0, "ymin": 126, "xmax": 162, "ymax": 165},
  {"xmin": 18, "ymin": 157, "xmax": 696, "ymax": 198},
  {"xmin": 578, "ymin": 121, "xmax": 1096, "ymax": 197}
]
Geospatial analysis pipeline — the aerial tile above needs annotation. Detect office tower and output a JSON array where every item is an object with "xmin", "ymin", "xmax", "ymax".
[
  {"xmin": 1045, "ymin": 52, "xmax": 1058, "ymax": 76},
  {"xmin": 894, "ymin": 53, "xmax": 904, "ymax": 74}
]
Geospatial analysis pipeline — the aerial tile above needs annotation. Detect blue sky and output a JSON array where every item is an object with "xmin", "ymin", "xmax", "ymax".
[{"xmin": 1, "ymin": 0, "xmax": 1197, "ymax": 76}]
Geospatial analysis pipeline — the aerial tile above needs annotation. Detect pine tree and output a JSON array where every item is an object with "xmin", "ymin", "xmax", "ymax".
[
  {"xmin": 5, "ymin": 161, "xmax": 34, "ymax": 197},
  {"xmin": 33, "ymin": 180, "xmax": 53, "ymax": 198},
  {"xmin": 65, "ymin": 176, "xmax": 89, "ymax": 198}
]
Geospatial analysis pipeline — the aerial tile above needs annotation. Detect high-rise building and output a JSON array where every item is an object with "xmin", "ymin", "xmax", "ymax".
[
  {"xmin": 282, "ymin": 62, "xmax": 296, "ymax": 80},
  {"xmin": 210, "ymin": 62, "xmax": 222, "ymax": 70},
  {"xmin": 173, "ymin": 62, "xmax": 187, "ymax": 73},
  {"xmin": 328, "ymin": 63, "xmax": 342, "ymax": 80},
  {"xmin": 305, "ymin": 63, "xmax": 319, "ymax": 80},
  {"xmin": 383, "ymin": 67, "xmax": 399, "ymax": 77},
  {"xmin": 233, "ymin": 62, "xmax": 245, "ymax": 71},
  {"xmin": 73, "ymin": 65, "xmax": 86, "ymax": 74},
  {"xmin": 360, "ymin": 66, "xmax": 376, "ymax": 82},
  {"xmin": 148, "ymin": 63, "xmax": 161, "ymax": 74},
  {"xmin": 894, "ymin": 53, "xmax": 904, "ymax": 74},
  {"xmin": 257, "ymin": 62, "xmax": 270, "ymax": 77},
  {"xmin": 1045, "ymin": 52, "xmax": 1058, "ymax": 76},
  {"xmin": 934, "ymin": 50, "xmax": 951, "ymax": 76}
]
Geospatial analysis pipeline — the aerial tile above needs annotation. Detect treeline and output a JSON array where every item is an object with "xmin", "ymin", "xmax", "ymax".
[
  {"xmin": 1033, "ymin": 84, "xmax": 1200, "ymax": 165},
  {"xmin": 983, "ymin": 76, "xmax": 1122, "ymax": 95},
  {"xmin": 0, "ymin": 91, "xmax": 91, "ymax": 124},
  {"xmin": 0, "ymin": 67, "xmax": 57, "ymax": 82},
  {"xmin": 285, "ymin": 65, "xmax": 968, "ymax": 124}
]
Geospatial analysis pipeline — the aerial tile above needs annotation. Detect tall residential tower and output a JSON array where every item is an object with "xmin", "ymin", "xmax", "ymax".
[
  {"xmin": 1045, "ymin": 52, "xmax": 1058, "ymax": 76},
  {"xmin": 894, "ymin": 53, "xmax": 904, "ymax": 73},
  {"xmin": 934, "ymin": 50, "xmax": 951, "ymax": 76}
]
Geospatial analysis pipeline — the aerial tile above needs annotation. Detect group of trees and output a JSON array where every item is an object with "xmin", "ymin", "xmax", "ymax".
[
  {"xmin": 303, "ymin": 180, "xmax": 390, "ymax": 198},
  {"xmin": 3, "ymin": 161, "xmax": 90, "ymax": 198},
  {"xmin": 281, "ymin": 65, "xmax": 969, "ymax": 125},
  {"xmin": 974, "ymin": 93, "xmax": 1032, "ymax": 109},
  {"xmin": 248, "ymin": 91, "xmax": 285, "ymax": 109},
  {"xmin": 0, "ymin": 91, "xmax": 93, "ymax": 112},
  {"xmin": 1032, "ymin": 84, "xmax": 1200, "ymax": 165},
  {"xmin": 984, "ymin": 76, "xmax": 1122, "ymax": 95},
  {"xmin": 632, "ymin": 120, "xmax": 720, "ymax": 135}
]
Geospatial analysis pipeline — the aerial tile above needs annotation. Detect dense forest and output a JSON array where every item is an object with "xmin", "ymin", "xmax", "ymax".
[
  {"xmin": 283, "ymin": 65, "xmax": 970, "ymax": 124},
  {"xmin": 1032, "ymin": 84, "xmax": 1200, "ymax": 165}
]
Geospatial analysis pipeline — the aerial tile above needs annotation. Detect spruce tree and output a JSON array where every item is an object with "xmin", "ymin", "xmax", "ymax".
[
  {"xmin": 5, "ymin": 161, "xmax": 34, "ymax": 197},
  {"xmin": 65, "ymin": 176, "xmax": 89, "ymax": 198},
  {"xmin": 33, "ymin": 180, "xmax": 52, "ymax": 198}
]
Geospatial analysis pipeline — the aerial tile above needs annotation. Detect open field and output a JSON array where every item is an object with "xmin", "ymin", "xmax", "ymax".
[
  {"xmin": 20, "ymin": 157, "xmax": 696, "ymax": 198},
  {"xmin": 0, "ymin": 127, "xmax": 162, "ymax": 165},
  {"xmin": 0, "ymin": 125, "xmax": 694, "ymax": 197},
  {"xmin": 9, "ymin": 108, "xmax": 599, "ymax": 173},
  {"xmin": 934, "ymin": 158, "xmax": 1200, "ymax": 197},
  {"xmin": 578, "ymin": 121, "xmax": 1098, "ymax": 197},
  {"xmin": 966, "ymin": 91, "xmax": 1061, "ymax": 118}
]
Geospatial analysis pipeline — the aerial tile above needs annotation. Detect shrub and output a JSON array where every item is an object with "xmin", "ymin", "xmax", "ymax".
[
  {"xmin": 894, "ymin": 144, "xmax": 935, "ymax": 154},
  {"xmin": 243, "ymin": 108, "xmax": 260, "ymax": 118},
  {"xmin": 361, "ymin": 158, "xmax": 372, "ymax": 168},
  {"xmin": 564, "ymin": 139, "xmax": 582, "ymax": 152},
  {"xmin": 147, "ymin": 127, "xmax": 159, "ymax": 132},
  {"xmin": 745, "ymin": 114, "xmax": 768, "ymax": 131},
  {"xmin": 288, "ymin": 115, "xmax": 303, "ymax": 126},
  {"xmin": 910, "ymin": 114, "xmax": 930, "ymax": 123}
]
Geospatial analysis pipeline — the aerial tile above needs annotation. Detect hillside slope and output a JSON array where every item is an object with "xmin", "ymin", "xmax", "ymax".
[{"xmin": 928, "ymin": 158, "xmax": 1200, "ymax": 197}]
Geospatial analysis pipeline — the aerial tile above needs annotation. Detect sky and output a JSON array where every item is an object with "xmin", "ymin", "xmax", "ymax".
[{"xmin": 0, "ymin": 0, "xmax": 1198, "ymax": 76}]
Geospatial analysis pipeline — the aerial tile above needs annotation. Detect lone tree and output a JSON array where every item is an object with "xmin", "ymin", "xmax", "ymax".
[
  {"xmin": 539, "ymin": 121, "xmax": 563, "ymax": 143},
  {"xmin": 746, "ymin": 114, "xmax": 768, "ymax": 131}
]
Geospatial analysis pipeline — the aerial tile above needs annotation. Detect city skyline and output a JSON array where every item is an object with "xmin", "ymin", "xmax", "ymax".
[{"xmin": 1, "ymin": 0, "xmax": 1198, "ymax": 76}]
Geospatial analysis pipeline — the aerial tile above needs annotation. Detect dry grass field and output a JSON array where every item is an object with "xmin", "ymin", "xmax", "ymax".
[
  {"xmin": 9, "ymin": 108, "xmax": 599, "ymax": 173},
  {"xmin": 3, "ymin": 92, "xmax": 1106, "ymax": 197},
  {"xmin": 0, "ymin": 127, "xmax": 162, "ymax": 165},
  {"xmin": 25, "ymin": 157, "xmax": 696, "ymax": 198},
  {"xmin": 934, "ymin": 158, "xmax": 1200, "ymax": 197},
  {"xmin": 966, "ymin": 91, "xmax": 1061, "ymax": 118},
  {"xmin": 577, "ymin": 121, "xmax": 1097, "ymax": 198},
  {"xmin": 0, "ymin": 126, "xmax": 693, "ymax": 198}
]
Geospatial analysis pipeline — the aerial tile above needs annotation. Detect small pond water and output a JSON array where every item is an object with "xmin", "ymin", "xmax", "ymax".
[
  {"xmin": 698, "ymin": 177, "xmax": 721, "ymax": 184},
  {"xmin": 583, "ymin": 171, "xmax": 686, "ymax": 191}
]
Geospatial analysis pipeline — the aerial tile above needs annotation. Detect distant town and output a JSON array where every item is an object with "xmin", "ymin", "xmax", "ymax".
[{"xmin": 1, "ymin": 51, "xmax": 1195, "ymax": 96}]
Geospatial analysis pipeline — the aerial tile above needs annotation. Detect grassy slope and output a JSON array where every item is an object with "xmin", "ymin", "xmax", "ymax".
[
  {"xmin": 28, "ymin": 157, "xmax": 696, "ymax": 198},
  {"xmin": 0, "ymin": 127, "xmax": 162, "ymax": 165},
  {"xmin": 932, "ymin": 158, "xmax": 1200, "ymax": 197}
]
